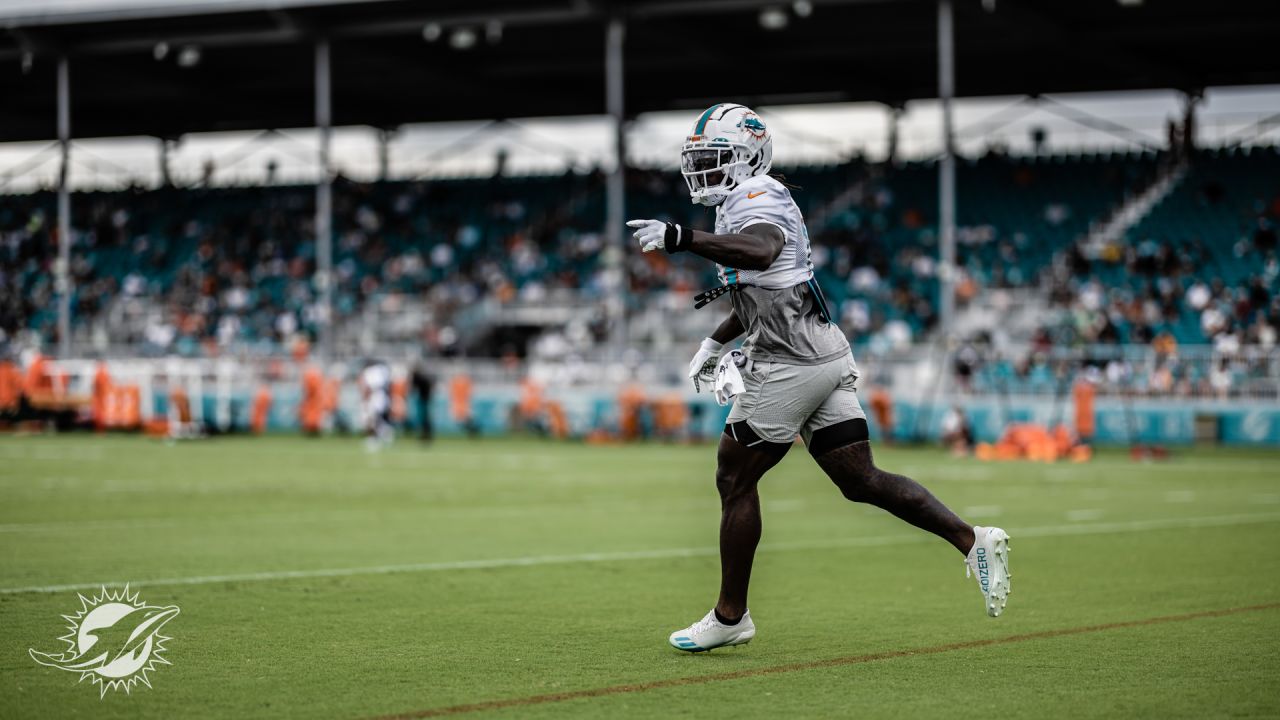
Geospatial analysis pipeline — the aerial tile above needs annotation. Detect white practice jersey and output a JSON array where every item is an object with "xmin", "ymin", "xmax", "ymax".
[
  {"xmin": 710, "ymin": 174, "xmax": 850, "ymax": 365},
  {"xmin": 713, "ymin": 175, "xmax": 812, "ymax": 289}
]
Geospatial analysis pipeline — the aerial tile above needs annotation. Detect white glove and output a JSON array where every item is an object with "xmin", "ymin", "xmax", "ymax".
[
  {"xmin": 688, "ymin": 337, "xmax": 723, "ymax": 393},
  {"xmin": 626, "ymin": 219, "xmax": 688, "ymax": 254}
]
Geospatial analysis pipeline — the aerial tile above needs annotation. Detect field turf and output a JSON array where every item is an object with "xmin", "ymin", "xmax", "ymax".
[{"xmin": 1, "ymin": 434, "xmax": 1278, "ymax": 719}]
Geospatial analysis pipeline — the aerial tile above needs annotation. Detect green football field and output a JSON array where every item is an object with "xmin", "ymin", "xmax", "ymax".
[{"xmin": 1, "ymin": 434, "xmax": 1278, "ymax": 719}]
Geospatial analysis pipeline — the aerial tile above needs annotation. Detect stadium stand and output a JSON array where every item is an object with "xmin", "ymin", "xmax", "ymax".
[
  {"xmin": 5, "ymin": 146, "xmax": 1278, "ymax": 374},
  {"xmin": 949, "ymin": 146, "xmax": 1279, "ymax": 399},
  {"xmin": 0, "ymin": 163, "xmax": 860, "ymax": 356},
  {"xmin": 1033, "ymin": 146, "xmax": 1280, "ymax": 346},
  {"xmin": 813, "ymin": 150, "xmax": 1164, "ymax": 345}
]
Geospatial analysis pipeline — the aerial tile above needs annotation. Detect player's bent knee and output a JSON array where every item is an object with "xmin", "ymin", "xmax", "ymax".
[
  {"xmin": 723, "ymin": 420, "xmax": 791, "ymax": 460},
  {"xmin": 714, "ymin": 464, "xmax": 744, "ymax": 500},
  {"xmin": 807, "ymin": 418, "xmax": 869, "ymax": 458}
]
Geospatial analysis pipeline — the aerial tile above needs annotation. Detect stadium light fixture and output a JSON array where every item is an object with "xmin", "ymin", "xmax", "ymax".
[
  {"xmin": 449, "ymin": 27, "xmax": 477, "ymax": 50},
  {"xmin": 792, "ymin": 1, "xmax": 813, "ymax": 18},
  {"xmin": 21, "ymin": 51, "xmax": 33, "ymax": 74},
  {"xmin": 759, "ymin": 6, "xmax": 788, "ymax": 30},
  {"xmin": 422, "ymin": 22, "xmax": 442, "ymax": 42},
  {"xmin": 153, "ymin": 42, "xmax": 169, "ymax": 61},
  {"xmin": 177, "ymin": 45, "xmax": 201, "ymax": 68},
  {"xmin": 486, "ymin": 20, "xmax": 503, "ymax": 45}
]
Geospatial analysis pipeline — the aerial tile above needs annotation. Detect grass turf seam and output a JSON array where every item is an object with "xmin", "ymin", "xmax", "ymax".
[{"xmin": 368, "ymin": 603, "xmax": 1280, "ymax": 719}]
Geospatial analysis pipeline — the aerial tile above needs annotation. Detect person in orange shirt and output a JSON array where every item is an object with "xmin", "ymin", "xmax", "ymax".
[
  {"xmin": 653, "ymin": 391, "xmax": 690, "ymax": 441},
  {"xmin": 449, "ymin": 373, "xmax": 478, "ymax": 438},
  {"xmin": 545, "ymin": 400, "xmax": 569, "ymax": 440},
  {"xmin": 299, "ymin": 365, "xmax": 324, "ymax": 436},
  {"xmin": 868, "ymin": 385, "xmax": 894, "ymax": 445},
  {"xmin": 1152, "ymin": 331, "xmax": 1178, "ymax": 358},
  {"xmin": 251, "ymin": 384, "xmax": 273, "ymax": 435},
  {"xmin": 1073, "ymin": 376, "xmax": 1096, "ymax": 444},
  {"xmin": 92, "ymin": 362, "xmax": 113, "ymax": 431},
  {"xmin": 515, "ymin": 376, "xmax": 544, "ymax": 434},
  {"xmin": 390, "ymin": 374, "xmax": 409, "ymax": 427},
  {"xmin": 617, "ymin": 383, "xmax": 646, "ymax": 441},
  {"xmin": 0, "ymin": 356, "xmax": 21, "ymax": 424},
  {"xmin": 171, "ymin": 384, "xmax": 191, "ymax": 436},
  {"xmin": 24, "ymin": 352, "xmax": 54, "ymax": 399},
  {"xmin": 19, "ymin": 352, "xmax": 56, "ymax": 425},
  {"xmin": 119, "ymin": 385, "xmax": 141, "ymax": 430}
]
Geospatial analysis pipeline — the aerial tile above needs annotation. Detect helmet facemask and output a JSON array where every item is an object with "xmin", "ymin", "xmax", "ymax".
[{"xmin": 680, "ymin": 141, "xmax": 764, "ymax": 207}]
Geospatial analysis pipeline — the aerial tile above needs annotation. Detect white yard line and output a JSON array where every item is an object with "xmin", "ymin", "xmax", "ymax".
[{"xmin": 3, "ymin": 511, "xmax": 1280, "ymax": 595}]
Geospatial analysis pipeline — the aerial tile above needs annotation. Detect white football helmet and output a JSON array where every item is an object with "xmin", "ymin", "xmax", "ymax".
[{"xmin": 680, "ymin": 103, "xmax": 773, "ymax": 207}]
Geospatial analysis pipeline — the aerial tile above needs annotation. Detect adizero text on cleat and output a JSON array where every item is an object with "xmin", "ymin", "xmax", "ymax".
[{"xmin": 966, "ymin": 526, "xmax": 1011, "ymax": 617}]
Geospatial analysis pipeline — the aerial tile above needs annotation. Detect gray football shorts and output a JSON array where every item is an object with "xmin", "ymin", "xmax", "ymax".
[{"xmin": 725, "ymin": 351, "xmax": 867, "ymax": 445}]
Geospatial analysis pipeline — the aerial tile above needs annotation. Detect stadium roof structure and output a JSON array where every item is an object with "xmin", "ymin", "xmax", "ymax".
[{"xmin": 3, "ymin": 0, "xmax": 1280, "ymax": 143}]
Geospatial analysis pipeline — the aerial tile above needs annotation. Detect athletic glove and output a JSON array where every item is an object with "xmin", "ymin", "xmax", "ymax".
[
  {"xmin": 688, "ymin": 337, "xmax": 724, "ymax": 393},
  {"xmin": 626, "ymin": 219, "xmax": 689, "ymax": 254}
]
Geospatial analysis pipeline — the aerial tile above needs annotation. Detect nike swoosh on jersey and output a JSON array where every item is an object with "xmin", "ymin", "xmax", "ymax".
[{"xmin": 746, "ymin": 191, "xmax": 767, "ymax": 199}]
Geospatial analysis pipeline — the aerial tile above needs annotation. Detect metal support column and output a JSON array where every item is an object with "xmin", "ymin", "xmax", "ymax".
[
  {"xmin": 377, "ymin": 127, "xmax": 394, "ymax": 182},
  {"xmin": 315, "ymin": 38, "xmax": 334, "ymax": 358},
  {"xmin": 937, "ymin": 0, "xmax": 957, "ymax": 331},
  {"xmin": 56, "ymin": 56, "xmax": 72, "ymax": 358},
  {"xmin": 158, "ymin": 137, "xmax": 174, "ymax": 187},
  {"xmin": 605, "ymin": 17, "xmax": 627, "ymax": 355},
  {"xmin": 886, "ymin": 104, "xmax": 903, "ymax": 166}
]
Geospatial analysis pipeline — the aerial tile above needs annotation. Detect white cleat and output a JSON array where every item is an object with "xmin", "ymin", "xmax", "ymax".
[
  {"xmin": 966, "ymin": 526, "xmax": 1011, "ymax": 617},
  {"xmin": 668, "ymin": 609, "xmax": 755, "ymax": 652}
]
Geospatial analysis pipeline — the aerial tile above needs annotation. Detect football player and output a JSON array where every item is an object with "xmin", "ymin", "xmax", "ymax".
[
  {"xmin": 360, "ymin": 359, "xmax": 394, "ymax": 451},
  {"xmin": 628, "ymin": 103, "xmax": 1010, "ymax": 652}
]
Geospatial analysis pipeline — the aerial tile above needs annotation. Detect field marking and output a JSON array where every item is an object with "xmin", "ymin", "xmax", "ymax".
[
  {"xmin": 368, "ymin": 603, "xmax": 1280, "ymax": 719},
  {"xmin": 4, "ymin": 439, "xmax": 1277, "ymax": 473},
  {"xmin": 0, "ymin": 496, "xmax": 730, "ymax": 534},
  {"xmin": 3, "ymin": 511, "xmax": 1280, "ymax": 596}
]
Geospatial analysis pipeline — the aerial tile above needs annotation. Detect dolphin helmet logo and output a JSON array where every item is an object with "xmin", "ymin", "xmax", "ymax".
[
  {"xmin": 740, "ymin": 114, "xmax": 767, "ymax": 138},
  {"xmin": 29, "ymin": 585, "xmax": 179, "ymax": 697}
]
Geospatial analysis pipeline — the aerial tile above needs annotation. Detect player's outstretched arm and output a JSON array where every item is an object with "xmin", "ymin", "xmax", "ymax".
[
  {"xmin": 688, "ymin": 224, "xmax": 784, "ymax": 270},
  {"xmin": 628, "ymin": 220, "xmax": 784, "ymax": 270}
]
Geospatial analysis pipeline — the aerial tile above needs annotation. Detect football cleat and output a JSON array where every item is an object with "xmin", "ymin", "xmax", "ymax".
[
  {"xmin": 966, "ymin": 526, "xmax": 1011, "ymax": 617},
  {"xmin": 668, "ymin": 609, "xmax": 755, "ymax": 652}
]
